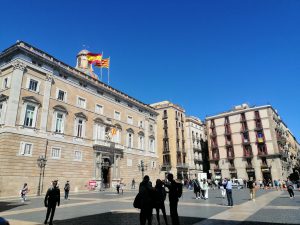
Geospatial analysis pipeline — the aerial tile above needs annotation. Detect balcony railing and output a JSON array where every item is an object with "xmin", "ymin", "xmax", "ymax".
[
  {"xmin": 162, "ymin": 114, "xmax": 168, "ymax": 119},
  {"xmin": 210, "ymin": 132, "xmax": 217, "ymax": 138},
  {"xmin": 242, "ymin": 139, "xmax": 251, "ymax": 145},
  {"xmin": 244, "ymin": 150, "xmax": 253, "ymax": 158},
  {"xmin": 212, "ymin": 151, "xmax": 220, "ymax": 160},
  {"xmin": 176, "ymin": 163, "xmax": 189, "ymax": 168},
  {"xmin": 225, "ymin": 141, "xmax": 233, "ymax": 146},
  {"xmin": 257, "ymin": 137, "xmax": 265, "ymax": 144}
]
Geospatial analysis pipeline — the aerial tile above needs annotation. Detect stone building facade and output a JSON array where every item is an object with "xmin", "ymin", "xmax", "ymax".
[
  {"xmin": 206, "ymin": 104, "xmax": 299, "ymax": 182},
  {"xmin": 151, "ymin": 101, "xmax": 188, "ymax": 180},
  {"xmin": 185, "ymin": 116, "xmax": 208, "ymax": 179},
  {"xmin": 0, "ymin": 41, "xmax": 159, "ymax": 197}
]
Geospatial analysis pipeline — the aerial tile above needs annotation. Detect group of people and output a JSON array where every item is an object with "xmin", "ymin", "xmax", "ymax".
[
  {"xmin": 192, "ymin": 178, "xmax": 209, "ymax": 199},
  {"xmin": 137, "ymin": 173, "xmax": 183, "ymax": 225}
]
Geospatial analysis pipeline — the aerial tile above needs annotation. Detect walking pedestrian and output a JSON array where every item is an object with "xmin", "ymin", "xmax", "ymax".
[
  {"xmin": 247, "ymin": 178, "xmax": 256, "ymax": 201},
  {"xmin": 223, "ymin": 178, "xmax": 233, "ymax": 207},
  {"xmin": 165, "ymin": 173, "xmax": 182, "ymax": 225},
  {"xmin": 44, "ymin": 180, "xmax": 60, "ymax": 225},
  {"xmin": 20, "ymin": 183, "xmax": 29, "ymax": 203},
  {"xmin": 202, "ymin": 179, "xmax": 209, "ymax": 200},
  {"xmin": 139, "ymin": 175, "xmax": 154, "ymax": 225},
  {"xmin": 286, "ymin": 177, "xmax": 295, "ymax": 199},
  {"xmin": 132, "ymin": 178, "xmax": 136, "ymax": 189},
  {"xmin": 219, "ymin": 179, "xmax": 226, "ymax": 199},
  {"xmin": 192, "ymin": 178, "xmax": 201, "ymax": 199},
  {"xmin": 64, "ymin": 181, "xmax": 70, "ymax": 200},
  {"xmin": 154, "ymin": 179, "xmax": 168, "ymax": 225},
  {"xmin": 116, "ymin": 182, "xmax": 120, "ymax": 194}
]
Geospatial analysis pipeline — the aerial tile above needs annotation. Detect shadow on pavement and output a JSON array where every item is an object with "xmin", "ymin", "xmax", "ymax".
[
  {"xmin": 53, "ymin": 212, "xmax": 300, "ymax": 225},
  {"xmin": 0, "ymin": 201, "xmax": 24, "ymax": 212},
  {"xmin": 54, "ymin": 212, "xmax": 203, "ymax": 225}
]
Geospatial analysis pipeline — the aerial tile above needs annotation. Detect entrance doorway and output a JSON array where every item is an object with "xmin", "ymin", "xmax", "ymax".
[{"xmin": 101, "ymin": 158, "xmax": 111, "ymax": 188}]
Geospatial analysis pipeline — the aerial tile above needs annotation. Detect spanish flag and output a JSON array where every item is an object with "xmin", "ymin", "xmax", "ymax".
[{"xmin": 87, "ymin": 53, "xmax": 102, "ymax": 64}]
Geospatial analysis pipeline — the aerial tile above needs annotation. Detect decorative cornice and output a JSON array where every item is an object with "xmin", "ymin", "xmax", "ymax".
[
  {"xmin": 94, "ymin": 117, "xmax": 104, "ymax": 124},
  {"xmin": 12, "ymin": 60, "xmax": 26, "ymax": 71},
  {"xmin": 22, "ymin": 96, "xmax": 42, "ymax": 106},
  {"xmin": 75, "ymin": 112, "xmax": 88, "ymax": 120},
  {"xmin": 138, "ymin": 131, "xmax": 145, "ymax": 136},
  {"xmin": 126, "ymin": 128, "xmax": 134, "ymax": 134},
  {"xmin": 53, "ymin": 105, "xmax": 68, "ymax": 114}
]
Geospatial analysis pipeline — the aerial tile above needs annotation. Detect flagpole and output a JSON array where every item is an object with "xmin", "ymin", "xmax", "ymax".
[
  {"xmin": 100, "ymin": 51, "xmax": 103, "ymax": 81},
  {"xmin": 108, "ymin": 57, "xmax": 110, "ymax": 85}
]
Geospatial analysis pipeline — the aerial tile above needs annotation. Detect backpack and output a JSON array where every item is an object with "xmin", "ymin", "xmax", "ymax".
[{"xmin": 176, "ymin": 182, "xmax": 183, "ymax": 198}]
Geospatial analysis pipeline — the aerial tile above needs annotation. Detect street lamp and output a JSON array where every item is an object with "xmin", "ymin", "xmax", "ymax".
[
  {"xmin": 138, "ymin": 160, "xmax": 147, "ymax": 179},
  {"xmin": 37, "ymin": 155, "xmax": 47, "ymax": 196}
]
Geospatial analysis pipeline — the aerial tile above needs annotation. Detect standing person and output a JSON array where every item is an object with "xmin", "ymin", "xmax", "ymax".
[
  {"xmin": 192, "ymin": 178, "xmax": 201, "ymax": 199},
  {"xmin": 64, "ymin": 181, "xmax": 70, "ymax": 200},
  {"xmin": 165, "ymin": 173, "xmax": 182, "ymax": 225},
  {"xmin": 223, "ymin": 178, "xmax": 233, "ymax": 207},
  {"xmin": 116, "ymin": 182, "xmax": 120, "ymax": 194},
  {"xmin": 274, "ymin": 179, "xmax": 279, "ymax": 191},
  {"xmin": 139, "ymin": 175, "xmax": 154, "ymax": 225},
  {"xmin": 44, "ymin": 180, "xmax": 60, "ymax": 225},
  {"xmin": 202, "ymin": 179, "xmax": 209, "ymax": 200},
  {"xmin": 154, "ymin": 179, "xmax": 168, "ymax": 225},
  {"xmin": 199, "ymin": 179, "xmax": 205, "ymax": 199},
  {"xmin": 219, "ymin": 179, "xmax": 226, "ymax": 199},
  {"xmin": 278, "ymin": 179, "xmax": 283, "ymax": 191},
  {"xmin": 286, "ymin": 178, "xmax": 295, "ymax": 199},
  {"xmin": 132, "ymin": 178, "xmax": 136, "ymax": 189},
  {"xmin": 247, "ymin": 178, "xmax": 256, "ymax": 201},
  {"xmin": 20, "ymin": 183, "xmax": 29, "ymax": 203}
]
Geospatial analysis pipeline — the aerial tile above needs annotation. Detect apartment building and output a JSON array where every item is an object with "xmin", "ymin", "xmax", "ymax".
[
  {"xmin": 185, "ymin": 116, "xmax": 208, "ymax": 179},
  {"xmin": 0, "ymin": 41, "xmax": 159, "ymax": 197},
  {"xmin": 151, "ymin": 101, "xmax": 188, "ymax": 180},
  {"xmin": 206, "ymin": 104, "xmax": 299, "ymax": 182}
]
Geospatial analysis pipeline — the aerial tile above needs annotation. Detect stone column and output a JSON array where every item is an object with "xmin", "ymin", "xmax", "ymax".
[
  {"xmin": 5, "ymin": 60, "xmax": 26, "ymax": 127},
  {"xmin": 39, "ymin": 73, "xmax": 53, "ymax": 132}
]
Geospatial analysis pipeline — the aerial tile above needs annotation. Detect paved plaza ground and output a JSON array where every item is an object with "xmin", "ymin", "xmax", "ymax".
[{"xmin": 0, "ymin": 187, "xmax": 299, "ymax": 225}]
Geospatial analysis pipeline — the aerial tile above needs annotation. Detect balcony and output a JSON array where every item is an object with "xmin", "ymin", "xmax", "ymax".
[
  {"xmin": 261, "ymin": 163, "xmax": 269, "ymax": 169},
  {"xmin": 257, "ymin": 150, "xmax": 268, "ymax": 157},
  {"xmin": 212, "ymin": 151, "xmax": 220, "ymax": 160},
  {"xmin": 161, "ymin": 163, "xmax": 172, "ymax": 171},
  {"xmin": 254, "ymin": 126, "xmax": 263, "ymax": 131},
  {"xmin": 243, "ymin": 150, "xmax": 253, "ymax": 158},
  {"xmin": 213, "ymin": 165, "xmax": 221, "ymax": 172},
  {"xmin": 176, "ymin": 163, "xmax": 189, "ymax": 168},
  {"xmin": 225, "ymin": 140, "xmax": 233, "ymax": 147},
  {"xmin": 93, "ymin": 139, "xmax": 124, "ymax": 155},
  {"xmin": 224, "ymin": 130, "xmax": 231, "ymax": 136},
  {"xmin": 162, "ymin": 114, "xmax": 168, "ymax": 120},
  {"xmin": 240, "ymin": 128, "xmax": 249, "ymax": 133},
  {"xmin": 229, "ymin": 164, "xmax": 236, "ymax": 170},
  {"xmin": 242, "ymin": 139, "xmax": 251, "ymax": 145},
  {"xmin": 210, "ymin": 123, "xmax": 215, "ymax": 128}
]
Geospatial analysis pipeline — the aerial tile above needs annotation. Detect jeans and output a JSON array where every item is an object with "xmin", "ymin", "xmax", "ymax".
[
  {"xmin": 64, "ymin": 190, "xmax": 69, "ymax": 199},
  {"xmin": 288, "ymin": 189, "xmax": 294, "ymax": 197},
  {"xmin": 226, "ymin": 189, "xmax": 233, "ymax": 206}
]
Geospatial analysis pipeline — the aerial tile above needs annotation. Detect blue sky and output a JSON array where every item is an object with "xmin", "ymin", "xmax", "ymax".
[{"xmin": 1, "ymin": 0, "xmax": 300, "ymax": 139}]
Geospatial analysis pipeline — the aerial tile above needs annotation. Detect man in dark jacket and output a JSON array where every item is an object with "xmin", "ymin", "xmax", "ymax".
[
  {"xmin": 44, "ymin": 180, "xmax": 60, "ymax": 225},
  {"xmin": 165, "ymin": 173, "xmax": 182, "ymax": 225},
  {"xmin": 139, "ymin": 175, "xmax": 154, "ymax": 225}
]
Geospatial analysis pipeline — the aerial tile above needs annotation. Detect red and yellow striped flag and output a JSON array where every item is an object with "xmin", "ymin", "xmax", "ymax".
[
  {"xmin": 100, "ymin": 58, "xmax": 110, "ymax": 68},
  {"xmin": 86, "ymin": 53, "xmax": 102, "ymax": 64}
]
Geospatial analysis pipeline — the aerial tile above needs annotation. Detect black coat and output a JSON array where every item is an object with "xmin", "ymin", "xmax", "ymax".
[{"xmin": 44, "ymin": 187, "xmax": 60, "ymax": 206}]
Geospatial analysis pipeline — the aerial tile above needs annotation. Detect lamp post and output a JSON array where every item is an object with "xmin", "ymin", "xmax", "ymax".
[
  {"xmin": 37, "ymin": 155, "xmax": 47, "ymax": 196},
  {"xmin": 138, "ymin": 160, "xmax": 147, "ymax": 179}
]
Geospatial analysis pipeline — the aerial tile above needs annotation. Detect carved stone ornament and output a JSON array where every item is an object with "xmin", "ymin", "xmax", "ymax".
[
  {"xmin": 12, "ymin": 60, "xmax": 26, "ymax": 71},
  {"xmin": 46, "ymin": 73, "xmax": 53, "ymax": 82}
]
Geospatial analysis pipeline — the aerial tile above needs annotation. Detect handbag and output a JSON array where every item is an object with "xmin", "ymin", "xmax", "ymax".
[{"xmin": 133, "ymin": 192, "xmax": 141, "ymax": 209}]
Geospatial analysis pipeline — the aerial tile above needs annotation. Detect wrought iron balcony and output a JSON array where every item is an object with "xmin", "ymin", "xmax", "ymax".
[
  {"xmin": 227, "ymin": 150, "xmax": 235, "ymax": 159},
  {"xmin": 243, "ymin": 150, "xmax": 253, "ymax": 158},
  {"xmin": 176, "ymin": 163, "xmax": 189, "ymax": 168}
]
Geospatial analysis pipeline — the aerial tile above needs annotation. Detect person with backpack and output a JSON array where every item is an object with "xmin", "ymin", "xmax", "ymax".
[
  {"xmin": 154, "ymin": 179, "xmax": 168, "ymax": 225},
  {"xmin": 139, "ymin": 175, "xmax": 155, "ymax": 225},
  {"xmin": 286, "ymin": 177, "xmax": 295, "ymax": 199},
  {"xmin": 64, "ymin": 181, "xmax": 70, "ymax": 200},
  {"xmin": 165, "ymin": 173, "xmax": 182, "ymax": 225}
]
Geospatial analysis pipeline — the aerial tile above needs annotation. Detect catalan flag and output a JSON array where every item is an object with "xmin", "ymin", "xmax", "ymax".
[
  {"xmin": 95, "ymin": 58, "xmax": 110, "ymax": 68},
  {"xmin": 86, "ymin": 53, "xmax": 102, "ymax": 64},
  {"xmin": 111, "ymin": 127, "xmax": 117, "ymax": 136}
]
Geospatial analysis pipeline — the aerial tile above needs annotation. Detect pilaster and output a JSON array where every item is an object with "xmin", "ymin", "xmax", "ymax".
[
  {"xmin": 39, "ymin": 73, "xmax": 53, "ymax": 132},
  {"xmin": 5, "ymin": 60, "xmax": 26, "ymax": 127}
]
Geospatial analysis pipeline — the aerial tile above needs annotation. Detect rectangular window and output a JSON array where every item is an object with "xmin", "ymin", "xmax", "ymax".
[
  {"xmin": 77, "ymin": 97, "xmax": 86, "ymax": 108},
  {"xmin": 149, "ymin": 139, "xmax": 155, "ymax": 152},
  {"xmin": 57, "ymin": 90, "xmax": 66, "ymax": 102},
  {"xmin": 127, "ymin": 116, "xmax": 133, "ymax": 124},
  {"xmin": 77, "ymin": 119, "xmax": 83, "ymax": 137},
  {"xmin": 20, "ymin": 142, "xmax": 32, "ymax": 156},
  {"xmin": 0, "ymin": 103, "xmax": 3, "ymax": 122},
  {"xmin": 28, "ymin": 79, "xmax": 38, "ymax": 91},
  {"xmin": 55, "ymin": 112, "xmax": 64, "ymax": 133},
  {"xmin": 127, "ymin": 133, "xmax": 133, "ymax": 148},
  {"xmin": 2, "ymin": 77, "xmax": 9, "ymax": 89},
  {"xmin": 139, "ymin": 120, "xmax": 144, "ymax": 128},
  {"xmin": 139, "ymin": 136, "xmax": 144, "ymax": 150},
  {"xmin": 114, "ymin": 111, "xmax": 121, "ymax": 120},
  {"xmin": 74, "ymin": 150, "xmax": 82, "ymax": 161},
  {"xmin": 24, "ymin": 105, "xmax": 35, "ymax": 127},
  {"xmin": 95, "ymin": 104, "xmax": 103, "ymax": 114},
  {"xmin": 51, "ymin": 147, "xmax": 61, "ymax": 159}
]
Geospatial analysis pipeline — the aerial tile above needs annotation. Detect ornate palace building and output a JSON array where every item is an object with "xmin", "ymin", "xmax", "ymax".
[
  {"xmin": 0, "ymin": 41, "xmax": 159, "ymax": 197},
  {"xmin": 206, "ymin": 104, "xmax": 299, "ymax": 181}
]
